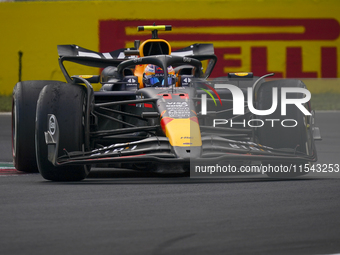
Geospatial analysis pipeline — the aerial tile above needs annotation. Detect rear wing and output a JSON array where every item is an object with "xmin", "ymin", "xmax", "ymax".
[
  {"xmin": 57, "ymin": 43, "xmax": 217, "ymax": 83},
  {"xmin": 57, "ymin": 44, "xmax": 137, "ymax": 61},
  {"xmin": 58, "ymin": 45, "xmax": 136, "ymax": 83},
  {"xmin": 172, "ymin": 44, "xmax": 217, "ymax": 78}
]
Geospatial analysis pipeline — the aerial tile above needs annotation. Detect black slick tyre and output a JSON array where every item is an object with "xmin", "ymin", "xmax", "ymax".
[
  {"xmin": 35, "ymin": 83, "xmax": 90, "ymax": 181},
  {"xmin": 256, "ymin": 79, "xmax": 312, "ymax": 178},
  {"xmin": 12, "ymin": 80, "xmax": 62, "ymax": 173}
]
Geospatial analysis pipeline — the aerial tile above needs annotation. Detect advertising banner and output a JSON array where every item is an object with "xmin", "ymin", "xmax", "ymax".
[{"xmin": 1, "ymin": 0, "xmax": 340, "ymax": 94}]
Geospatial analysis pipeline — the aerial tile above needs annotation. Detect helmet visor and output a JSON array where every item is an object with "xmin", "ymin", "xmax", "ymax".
[{"xmin": 145, "ymin": 75, "xmax": 176, "ymax": 87}]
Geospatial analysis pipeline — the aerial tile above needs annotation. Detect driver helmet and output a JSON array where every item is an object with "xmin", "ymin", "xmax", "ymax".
[{"xmin": 143, "ymin": 64, "xmax": 176, "ymax": 87}]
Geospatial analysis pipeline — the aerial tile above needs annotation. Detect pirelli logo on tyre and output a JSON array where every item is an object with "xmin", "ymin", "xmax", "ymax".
[{"xmin": 99, "ymin": 19, "xmax": 340, "ymax": 78}]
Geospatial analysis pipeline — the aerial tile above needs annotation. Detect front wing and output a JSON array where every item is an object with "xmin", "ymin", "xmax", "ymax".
[{"xmin": 47, "ymin": 134, "xmax": 317, "ymax": 167}]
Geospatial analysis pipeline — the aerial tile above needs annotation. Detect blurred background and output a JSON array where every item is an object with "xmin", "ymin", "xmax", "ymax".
[{"xmin": 1, "ymin": 0, "xmax": 340, "ymax": 110}]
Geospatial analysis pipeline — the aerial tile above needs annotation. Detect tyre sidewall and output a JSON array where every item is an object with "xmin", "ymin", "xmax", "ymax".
[
  {"xmin": 12, "ymin": 80, "xmax": 63, "ymax": 172},
  {"xmin": 255, "ymin": 79, "xmax": 313, "ymax": 178},
  {"xmin": 36, "ymin": 83, "xmax": 89, "ymax": 181},
  {"xmin": 256, "ymin": 79, "xmax": 310, "ymax": 154}
]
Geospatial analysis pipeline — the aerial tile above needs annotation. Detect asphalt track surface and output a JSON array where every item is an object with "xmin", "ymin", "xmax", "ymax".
[{"xmin": 1, "ymin": 112, "xmax": 340, "ymax": 255}]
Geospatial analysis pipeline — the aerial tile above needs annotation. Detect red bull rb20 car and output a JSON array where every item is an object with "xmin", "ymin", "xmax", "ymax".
[{"xmin": 12, "ymin": 25, "xmax": 321, "ymax": 181}]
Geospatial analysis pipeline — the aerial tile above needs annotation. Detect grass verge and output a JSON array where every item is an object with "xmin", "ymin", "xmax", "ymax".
[
  {"xmin": 310, "ymin": 93, "xmax": 340, "ymax": 111},
  {"xmin": 0, "ymin": 95, "xmax": 11, "ymax": 112}
]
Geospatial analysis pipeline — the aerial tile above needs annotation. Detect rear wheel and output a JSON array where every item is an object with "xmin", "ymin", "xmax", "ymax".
[
  {"xmin": 12, "ymin": 80, "xmax": 62, "ymax": 173},
  {"xmin": 35, "ymin": 83, "xmax": 90, "ymax": 181},
  {"xmin": 256, "ymin": 79, "xmax": 313, "ymax": 178}
]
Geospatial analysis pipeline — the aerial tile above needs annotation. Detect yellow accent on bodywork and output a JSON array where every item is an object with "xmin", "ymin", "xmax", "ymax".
[
  {"xmin": 139, "ymin": 39, "xmax": 172, "ymax": 57},
  {"xmin": 164, "ymin": 118, "xmax": 202, "ymax": 147}
]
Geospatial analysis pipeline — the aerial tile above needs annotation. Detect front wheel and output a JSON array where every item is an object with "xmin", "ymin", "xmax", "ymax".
[
  {"xmin": 35, "ymin": 83, "xmax": 90, "ymax": 181},
  {"xmin": 12, "ymin": 80, "xmax": 63, "ymax": 173},
  {"xmin": 255, "ymin": 79, "xmax": 314, "ymax": 178}
]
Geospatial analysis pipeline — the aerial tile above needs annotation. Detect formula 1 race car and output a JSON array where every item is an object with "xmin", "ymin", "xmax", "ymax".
[{"xmin": 12, "ymin": 25, "xmax": 321, "ymax": 181}]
